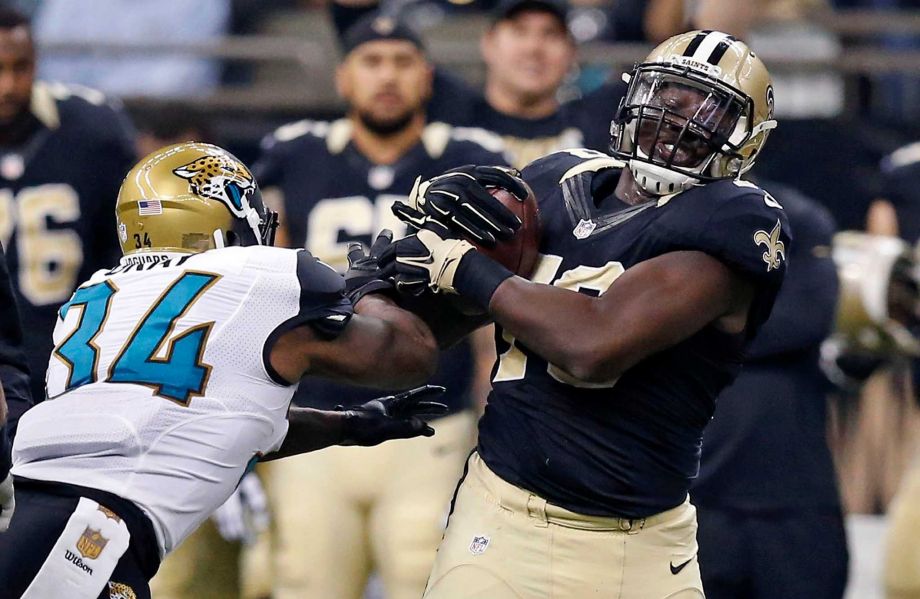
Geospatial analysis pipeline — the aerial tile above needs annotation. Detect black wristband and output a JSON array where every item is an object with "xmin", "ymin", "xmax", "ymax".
[
  {"xmin": 453, "ymin": 251, "xmax": 514, "ymax": 310},
  {"xmin": 0, "ymin": 425, "xmax": 11, "ymax": 480}
]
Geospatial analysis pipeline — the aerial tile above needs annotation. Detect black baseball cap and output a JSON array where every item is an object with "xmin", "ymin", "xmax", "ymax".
[
  {"xmin": 341, "ymin": 13, "xmax": 426, "ymax": 56},
  {"xmin": 493, "ymin": 0, "xmax": 569, "ymax": 28}
]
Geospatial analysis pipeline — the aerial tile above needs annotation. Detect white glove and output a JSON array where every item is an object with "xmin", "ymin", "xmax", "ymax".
[
  {"xmin": 210, "ymin": 472, "xmax": 269, "ymax": 545},
  {"xmin": 392, "ymin": 218, "xmax": 476, "ymax": 295},
  {"xmin": 0, "ymin": 473, "xmax": 14, "ymax": 532}
]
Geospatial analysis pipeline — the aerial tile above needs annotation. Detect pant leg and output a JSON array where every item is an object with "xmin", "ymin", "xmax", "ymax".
[
  {"xmin": 618, "ymin": 499, "xmax": 705, "ymax": 599},
  {"xmin": 149, "ymin": 520, "xmax": 241, "ymax": 599},
  {"xmin": 0, "ymin": 485, "xmax": 152, "ymax": 599},
  {"xmin": 696, "ymin": 506, "xmax": 754, "ymax": 599},
  {"xmin": 371, "ymin": 411, "xmax": 475, "ymax": 599},
  {"xmin": 748, "ymin": 509, "xmax": 848, "ymax": 599},
  {"xmin": 263, "ymin": 445, "xmax": 371, "ymax": 599},
  {"xmin": 0, "ymin": 485, "xmax": 75, "ymax": 598},
  {"xmin": 886, "ymin": 462, "xmax": 920, "ymax": 599}
]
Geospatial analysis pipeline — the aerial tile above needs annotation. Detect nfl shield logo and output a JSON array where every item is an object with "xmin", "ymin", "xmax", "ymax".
[
  {"xmin": 76, "ymin": 527, "xmax": 108, "ymax": 560},
  {"xmin": 573, "ymin": 219, "xmax": 596, "ymax": 239},
  {"xmin": 468, "ymin": 535, "xmax": 490, "ymax": 555}
]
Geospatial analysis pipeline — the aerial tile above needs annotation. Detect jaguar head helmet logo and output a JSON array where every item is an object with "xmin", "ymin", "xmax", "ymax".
[{"xmin": 172, "ymin": 154, "xmax": 255, "ymax": 217}]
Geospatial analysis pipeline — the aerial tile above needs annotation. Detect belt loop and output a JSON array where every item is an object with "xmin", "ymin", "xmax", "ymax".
[
  {"xmin": 527, "ymin": 494, "xmax": 548, "ymax": 528},
  {"xmin": 621, "ymin": 517, "xmax": 645, "ymax": 535}
]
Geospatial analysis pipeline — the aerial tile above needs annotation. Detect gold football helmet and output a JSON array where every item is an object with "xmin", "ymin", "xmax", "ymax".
[
  {"xmin": 830, "ymin": 231, "xmax": 920, "ymax": 357},
  {"xmin": 610, "ymin": 30, "xmax": 776, "ymax": 195},
  {"xmin": 115, "ymin": 142, "xmax": 278, "ymax": 255}
]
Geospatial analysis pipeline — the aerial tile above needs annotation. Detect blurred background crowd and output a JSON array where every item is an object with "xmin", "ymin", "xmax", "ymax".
[{"xmin": 1, "ymin": 0, "xmax": 919, "ymax": 598}]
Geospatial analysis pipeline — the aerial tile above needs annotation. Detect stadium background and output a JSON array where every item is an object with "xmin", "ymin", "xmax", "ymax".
[{"xmin": 6, "ymin": 0, "xmax": 920, "ymax": 597}]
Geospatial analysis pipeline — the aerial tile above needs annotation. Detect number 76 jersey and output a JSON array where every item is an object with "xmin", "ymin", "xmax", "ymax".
[{"xmin": 12, "ymin": 245, "xmax": 352, "ymax": 556}]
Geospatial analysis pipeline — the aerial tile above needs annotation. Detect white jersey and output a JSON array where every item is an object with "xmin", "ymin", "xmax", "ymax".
[{"xmin": 12, "ymin": 245, "xmax": 352, "ymax": 556}]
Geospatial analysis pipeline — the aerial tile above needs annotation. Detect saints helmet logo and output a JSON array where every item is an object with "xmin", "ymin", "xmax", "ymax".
[
  {"xmin": 753, "ymin": 219, "xmax": 785, "ymax": 272},
  {"xmin": 173, "ymin": 154, "xmax": 255, "ymax": 218}
]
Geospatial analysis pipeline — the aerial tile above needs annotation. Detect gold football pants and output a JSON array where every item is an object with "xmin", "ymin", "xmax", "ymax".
[
  {"xmin": 886, "ymin": 456, "xmax": 920, "ymax": 599},
  {"xmin": 424, "ymin": 452, "xmax": 705, "ymax": 599},
  {"xmin": 265, "ymin": 410, "xmax": 476, "ymax": 599}
]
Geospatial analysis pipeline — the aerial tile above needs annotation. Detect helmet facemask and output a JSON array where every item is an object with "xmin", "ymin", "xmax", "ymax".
[{"xmin": 611, "ymin": 65, "xmax": 756, "ymax": 195}]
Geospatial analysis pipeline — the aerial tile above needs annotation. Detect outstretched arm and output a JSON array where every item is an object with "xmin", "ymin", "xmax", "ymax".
[
  {"xmin": 476, "ymin": 250, "xmax": 753, "ymax": 383},
  {"xmin": 269, "ymin": 293, "xmax": 437, "ymax": 389}
]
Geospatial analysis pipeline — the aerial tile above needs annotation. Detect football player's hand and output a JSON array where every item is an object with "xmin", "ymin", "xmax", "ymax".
[
  {"xmin": 0, "ymin": 473, "xmax": 13, "ymax": 532},
  {"xmin": 344, "ymin": 229, "xmax": 395, "ymax": 305},
  {"xmin": 392, "ymin": 165, "xmax": 525, "ymax": 247},
  {"xmin": 381, "ymin": 219, "xmax": 476, "ymax": 296},
  {"xmin": 211, "ymin": 472, "xmax": 269, "ymax": 545},
  {"xmin": 338, "ymin": 385, "xmax": 448, "ymax": 446}
]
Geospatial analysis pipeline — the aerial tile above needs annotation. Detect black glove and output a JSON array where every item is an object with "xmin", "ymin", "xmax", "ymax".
[
  {"xmin": 392, "ymin": 165, "xmax": 526, "ymax": 247},
  {"xmin": 344, "ymin": 229, "xmax": 395, "ymax": 305},
  {"xmin": 377, "ymin": 218, "xmax": 475, "ymax": 297},
  {"xmin": 337, "ymin": 385, "xmax": 449, "ymax": 446}
]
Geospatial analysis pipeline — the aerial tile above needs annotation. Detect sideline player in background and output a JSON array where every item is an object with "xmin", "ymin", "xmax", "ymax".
[
  {"xmin": 384, "ymin": 31, "xmax": 788, "ymax": 598},
  {"xmin": 0, "ymin": 7, "xmax": 137, "ymax": 402},
  {"xmin": 331, "ymin": 0, "xmax": 586, "ymax": 169},
  {"xmin": 0, "ymin": 240, "xmax": 33, "ymax": 531},
  {"xmin": 252, "ymin": 15, "xmax": 502, "ymax": 599},
  {"xmin": 0, "ymin": 142, "xmax": 446, "ymax": 599},
  {"xmin": 691, "ymin": 182, "xmax": 847, "ymax": 599},
  {"xmin": 869, "ymin": 140, "xmax": 920, "ymax": 599}
]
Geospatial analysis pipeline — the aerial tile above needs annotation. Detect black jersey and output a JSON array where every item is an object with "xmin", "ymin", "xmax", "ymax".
[
  {"xmin": 0, "ymin": 242, "xmax": 32, "ymax": 437},
  {"xmin": 0, "ymin": 82, "xmax": 136, "ymax": 402},
  {"xmin": 458, "ymin": 99, "xmax": 585, "ymax": 170},
  {"xmin": 693, "ymin": 183, "xmax": 841, "ymax": 511},
  {"xmin": 254, "ymin": 119, "xmax": 508, "ymax": 412},
  {"xmin": 477, "ymin": 149, "xmax": 791, "ymax": 518}
]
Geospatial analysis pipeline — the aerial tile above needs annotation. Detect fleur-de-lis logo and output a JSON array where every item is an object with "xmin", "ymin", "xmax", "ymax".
[{"xmin": 753, "ymin": 219, "xmax": 785, "ymax": 272}]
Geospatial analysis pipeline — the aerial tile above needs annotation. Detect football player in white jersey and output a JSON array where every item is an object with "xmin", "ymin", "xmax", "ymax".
[{"xmin": 0, "ymin": 142, "xmax": 446, "ymax": 599}]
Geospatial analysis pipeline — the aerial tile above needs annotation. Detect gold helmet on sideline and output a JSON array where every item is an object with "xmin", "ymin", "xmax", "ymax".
[
  {"xmin": 115, "ymin": 142, "xmax": 278, "ymax": 255},
  {"xmin": 610, "ymin": 30, "xmax": 776, "ymax": 195}
]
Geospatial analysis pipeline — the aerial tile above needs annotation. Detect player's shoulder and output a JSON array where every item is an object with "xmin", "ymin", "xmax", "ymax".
[
  {"xmin": 520, "ymin": 148, "xmax": 624, "ymax": 201},
  {"xmin": 428, "ymin": 122, "xmax": 508, "ymax": 163},
  {"xmin": 671, "ymin": 179, "xmax": 786, "ymax": 224},
  {"xmin": 260, "ymin": 118, "xmax": 337, "ymax": 155},
  {"xmin": 36, "ymin": 81, "xmax": 132, "ymax": 137}
]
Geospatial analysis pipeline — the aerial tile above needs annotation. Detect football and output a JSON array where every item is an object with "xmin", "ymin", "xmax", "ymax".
[
  {"xmin": 474, "ymin": 182, "xmax": 541, "ymax": 279},
  {"xmin": 448, "ymin": 182, "xmax": 541, "ymax": 316}
]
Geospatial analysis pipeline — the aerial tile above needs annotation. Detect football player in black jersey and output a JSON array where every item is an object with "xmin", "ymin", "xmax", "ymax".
[
  {"xmin": 245, "ymin": 16, "xmax": 507, "ymax": 599},
  {"xmin": 0, "ymin": 8, "xmax": 137, "ymax": 404},
  {"xmin": 331, "ymin": 0, "xmax": 587, "ymax": 169},
  {"xmin": 0, "ymin": 241, "xmax": 32, "ymax": 532},
  {"xmin": 381, "ymin": 31, "xmax": 790, "ymax": 598},
  {"xmin": 868, "ymin": 142, "xmax": 920, "ymax": 599}
]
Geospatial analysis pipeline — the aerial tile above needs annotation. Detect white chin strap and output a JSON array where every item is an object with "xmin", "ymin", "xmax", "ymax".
[{"xmin": 629, "ymin": 160, "xmax": 700, "ymax": 195}]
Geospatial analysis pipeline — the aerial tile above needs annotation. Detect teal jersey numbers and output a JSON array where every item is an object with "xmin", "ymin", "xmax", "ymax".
[
  {"xmin": 52, "ymin": 271, "xmax": 221, "ymax": 404},
  {"xmin": 55, "ymin": 280, "xmax": 118, "ymax": 391}
]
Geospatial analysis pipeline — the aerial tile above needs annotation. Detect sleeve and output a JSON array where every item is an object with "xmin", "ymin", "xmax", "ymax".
[
  {"xmin": 291, "ymin": 250, "xmax": 354, "ymax": 339},
  {"xmin": 693, "ymin": 183, "xmax": 792, "ymax": 335},
  {"xmin": 743, "ymin": 190, "xmax": 838, "ymax": 360},
  {"xmin": 262, "ymin": 250, "xmax": 355, "ymax": 386},
  {"xmin": 0, "ymin": 244, "xmax": 34, "ymax": 440}
]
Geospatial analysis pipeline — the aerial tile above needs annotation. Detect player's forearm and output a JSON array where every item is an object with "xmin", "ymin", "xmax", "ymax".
[
  {"xmin": 456, "ymin": 251, "xmax": 741, "ymax": 383},
  {"xmin": 262, "ymin": 408, "xmax": 347, "ymax": 461},
  {"xmin": 353, "ymin": 295, "xmax": 439, "ymax": 388}
]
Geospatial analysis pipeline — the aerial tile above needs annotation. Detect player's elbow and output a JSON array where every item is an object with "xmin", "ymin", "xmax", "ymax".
[{"xmin": 555, "ymin": 342, "xmax": 626, "ymax": 384}]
